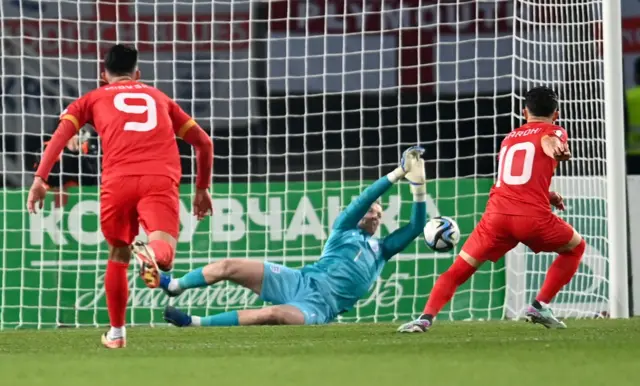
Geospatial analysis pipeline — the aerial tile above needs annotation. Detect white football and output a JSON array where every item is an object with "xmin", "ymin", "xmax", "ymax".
[{"xmin": 423, "ymin": 216, "xmax": 460, "ymax": 252}]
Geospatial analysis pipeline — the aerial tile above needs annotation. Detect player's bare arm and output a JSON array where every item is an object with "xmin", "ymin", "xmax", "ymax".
[{"xmin": 541, "ymin": 135, "xmax": 571, "ymax": 161}]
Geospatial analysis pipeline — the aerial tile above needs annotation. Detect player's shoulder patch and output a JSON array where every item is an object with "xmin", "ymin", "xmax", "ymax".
[{"xmin": 550, "ymin": 125, "xmax": 567, "ymax": 139}]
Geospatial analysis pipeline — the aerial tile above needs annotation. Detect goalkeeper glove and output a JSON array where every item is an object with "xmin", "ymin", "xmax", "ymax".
[
  {"xmin": 387, "ymin": 146, "xmax": 427, "ymax": 201},
  {"xmin": 388, "ymin": 146, "xmax": 425, "ymax": 182}
]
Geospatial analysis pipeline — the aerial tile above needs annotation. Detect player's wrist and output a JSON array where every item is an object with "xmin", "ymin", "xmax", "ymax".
[
  {"xmin": 410, "ymin": 184, "xmax": 427, "ymax": 202},
  {"xmin": 387, "ymin": 167, "xmax": 406, "ymax": 183}
]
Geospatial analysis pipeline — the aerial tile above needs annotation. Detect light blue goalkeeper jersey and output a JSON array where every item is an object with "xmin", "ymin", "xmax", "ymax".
[{"xmin": 301, "ymin": 176, "xmax": 427, "ymax": 315}]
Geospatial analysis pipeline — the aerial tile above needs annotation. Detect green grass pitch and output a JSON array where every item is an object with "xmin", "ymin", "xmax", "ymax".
[{"xmin": 1, "ymin": 319, "xmax": 639, "ymax": 386}]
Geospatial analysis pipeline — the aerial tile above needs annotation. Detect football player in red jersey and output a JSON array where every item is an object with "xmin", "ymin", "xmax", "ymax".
[
  {"xmin": 26, "ymin": 44, "xmax": 214, "ymax": 348},
  {"xmin": 398, "ymin": 87, "xmax": 584, "ymax": 332}
]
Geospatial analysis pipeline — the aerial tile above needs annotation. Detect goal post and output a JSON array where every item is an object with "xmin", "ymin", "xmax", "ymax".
[
  {"xmin": 0, "ymin": 0, "xmax": 630, "ymax": 329},
  {"xmin": 603, "ymin": 0, "xmax": 630, "ymax": 319}
]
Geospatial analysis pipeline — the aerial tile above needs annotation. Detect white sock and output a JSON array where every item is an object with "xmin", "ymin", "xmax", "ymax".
[
  {"xmin": 108, "ymin": 326, "xmax": 126, "ymax": 339},
  {"xmin": 168, "ymin": 279, "xmax": 181, "ymax": 293},
  {"xmin": 191, "ymin": 316, "xmax": 202, "ymax": 327}
]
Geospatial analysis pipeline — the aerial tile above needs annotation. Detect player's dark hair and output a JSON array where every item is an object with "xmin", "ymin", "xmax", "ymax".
[
  {"xmin": 524, "ymin": 86, "xmax": 558, "ymax": 118},
  {"xmin": 104, "ymin": 44, "xmax": 138, "ymax": 76}
]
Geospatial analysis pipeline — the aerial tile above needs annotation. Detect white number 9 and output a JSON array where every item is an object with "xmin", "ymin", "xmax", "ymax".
[{"xmin": 113, "ymin": 92, "xmax": 157, "ymax": 132}]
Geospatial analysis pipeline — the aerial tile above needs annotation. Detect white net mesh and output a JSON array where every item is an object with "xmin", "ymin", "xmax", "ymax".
[
  {"xmin": 0, "ymin": 0, "xmax": 609, "ymax": 329},
  {"xmin": 505, "ymin": 1, "xmax": 607, "ymax": 319}
]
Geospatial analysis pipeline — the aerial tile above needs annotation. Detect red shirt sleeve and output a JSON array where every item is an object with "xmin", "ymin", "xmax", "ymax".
[
  {"xmin": 168, "ymin": 99, "xmax": 196, "ymax": 138},
  {"xmin": 35, "ymin": 96, "xmax": 92, "ymax": 181},
  {"xmin": 35, "ymin": 120, "xmax": 78, "ymax": 181},
  {"xmin": 60, "ymin": 95, "xmax": 91, "ymax": 131},
  {"xmin": 182, "ymin": 126, "xmax": 213, "ymax": 190},
  {"xmin": 545, "ymin": 125, "xmax": 568, "ymax": 144}
]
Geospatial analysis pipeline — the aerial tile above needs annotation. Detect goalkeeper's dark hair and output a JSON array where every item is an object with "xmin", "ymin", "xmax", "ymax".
[
  {"xmin": 104, "ymin": 44, "xmax": 138, "ymax": 76},
  {"xmin": 524, "ymin": 86, "xmax": 559, "ymax": 118}
]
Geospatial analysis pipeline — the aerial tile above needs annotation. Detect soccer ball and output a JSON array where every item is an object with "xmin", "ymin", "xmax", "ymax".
[{"xmin": 423, "ymin": 216, "xmax": 460, "ymax": 252}]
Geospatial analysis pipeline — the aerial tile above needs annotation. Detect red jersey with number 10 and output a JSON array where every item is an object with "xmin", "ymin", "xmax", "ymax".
[
  {"xmin": 484, "ymin": 122, "xmax": 568, "ymax": 217},
  {"xmin": 61, "ymin": 81, "xmax": 195, "ymax": 183}
]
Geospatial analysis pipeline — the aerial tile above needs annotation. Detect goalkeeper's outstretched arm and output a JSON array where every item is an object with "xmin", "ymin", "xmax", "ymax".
[
  {"xmin": 381, "ymin": 196, "xmax": 427, "ymax": 260},
  {"xmin": 381, "ymin": 150, "xmax": 428, "ymax": 260},
  {"xmin": 331, "ymin": 176, "xmax": 394, "ymax": 230},
  {"xmin": 332, "ymin": 146, "xmax": 425, "ymax": 231}
]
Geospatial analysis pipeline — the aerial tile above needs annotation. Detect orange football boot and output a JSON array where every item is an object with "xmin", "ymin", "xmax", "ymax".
[
  {"xmin": 101, "ymin": 332, "xmax": 126, "ymax": 349},
  {"xmin": 131, "ymin": 241, "xmax": 160, "ymax": 288}
]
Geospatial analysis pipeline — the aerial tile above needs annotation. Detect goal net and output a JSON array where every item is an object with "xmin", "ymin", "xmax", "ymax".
[{"xmin": 0, "ymin": 0, "xmax": 611, "ymax": 329}]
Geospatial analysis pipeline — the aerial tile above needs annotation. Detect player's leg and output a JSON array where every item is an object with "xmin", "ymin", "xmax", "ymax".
[
  {"xmin": 397, "ymin": 255, "xmax": 480, "ymax": 333},
  {"xmin": 398, "ymin": 214, "xmax": 517, "ymax": 333},
  {"xmin": 102, "ymin": 244, "xmax": 132, "ymax": 348},
  {"xmin": 523, "ymin": 217, "xmax": 584, "ymax": 328},
  {"xmin": 164, "ymin": 304, "xmax": 305, "ymax": 327},
  {"xmin": 134, "ymin": 176, "xmax": 180, "ymax": 288},
  {"xmin": 132, "ymin": 232, "xmax": 177, "ymax": 289},
  {"xmin": 536, "ymin": 229, "xmax": 584, "ymax": 304},
  {"xmin": 161, "ymin": 258, "xmax": 266, "ymax": 297},
  {"xmin": 100, "ymin": 179, "xmax": 139, "ymax": 349},
  {"xmin": 163, "ymin": 262, "xmax": 318, "ymax": 326}
]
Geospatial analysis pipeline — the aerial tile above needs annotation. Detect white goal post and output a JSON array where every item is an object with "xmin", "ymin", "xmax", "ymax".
[
  {"xmin": 603, "ymin": 0, "xmax": 630, "ymax": 319},
  {"xmin": 0, "ymin": 0, "xmax": 629, "ymax": 329}
]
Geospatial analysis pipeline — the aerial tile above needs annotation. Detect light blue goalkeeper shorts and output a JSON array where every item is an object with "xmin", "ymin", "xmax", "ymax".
[{"xmin": 260, "ymin": 262, "xmax": 335, "ymax": 325}]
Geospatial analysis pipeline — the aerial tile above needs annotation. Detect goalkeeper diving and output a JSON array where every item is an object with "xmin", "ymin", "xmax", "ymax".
[{"xmin": 162, "ymin": 147, "xmax": 428, "ymax": 326}]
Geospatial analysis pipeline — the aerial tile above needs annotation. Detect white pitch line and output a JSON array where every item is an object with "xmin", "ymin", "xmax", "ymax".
[{"xmin": 29, "ymin": 253, "xmax": 451, "ymax": 268}]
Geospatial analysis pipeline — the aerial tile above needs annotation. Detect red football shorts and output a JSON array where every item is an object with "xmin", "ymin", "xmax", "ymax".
[
  {"xmin": 462, "ymin": 213, "xmax": 575, "ymax": 263},
  {"xmin": 100, "ymin": 175, "xmax": 180, "ymax": 247}
]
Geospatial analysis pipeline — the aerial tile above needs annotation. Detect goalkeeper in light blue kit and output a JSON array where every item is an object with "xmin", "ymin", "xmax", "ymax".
[{"xmin": 161, "ymin": 147, "xmax": 428, "ymax": 326}]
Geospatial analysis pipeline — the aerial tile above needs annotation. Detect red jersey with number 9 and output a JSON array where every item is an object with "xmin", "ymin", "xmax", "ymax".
[
  {"xmin": 484, "ymin": 122, "xmax": 568, "ymax": 217},
  {"xmin": 60, "ymin": 81, "xmax": 195, "ymax": 183}
]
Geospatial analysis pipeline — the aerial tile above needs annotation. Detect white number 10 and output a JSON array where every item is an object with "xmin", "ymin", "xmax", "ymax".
[
  {"xmin": 496, "ymin": 141, "xmax": 535, "ymax": 187},
  {"xmin": 113, "ymin": 92, "xmax": 157, "ymax": 132}
]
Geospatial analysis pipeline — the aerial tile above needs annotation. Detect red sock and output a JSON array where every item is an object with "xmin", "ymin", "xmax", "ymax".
[
  {"xmin": 536, "ymin": 239, "xmax": 585, "ymax": 304},
  {"xmin": 105, "ymin": 260, "xmax": 129, "ymax": 328},
  {"xmin": 149, "ymin": 240, "xmax": 175, "ymax": 271},
  {"xmin": 423, "ymin": 257, "xmax": 477, "ymax": 316}
]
